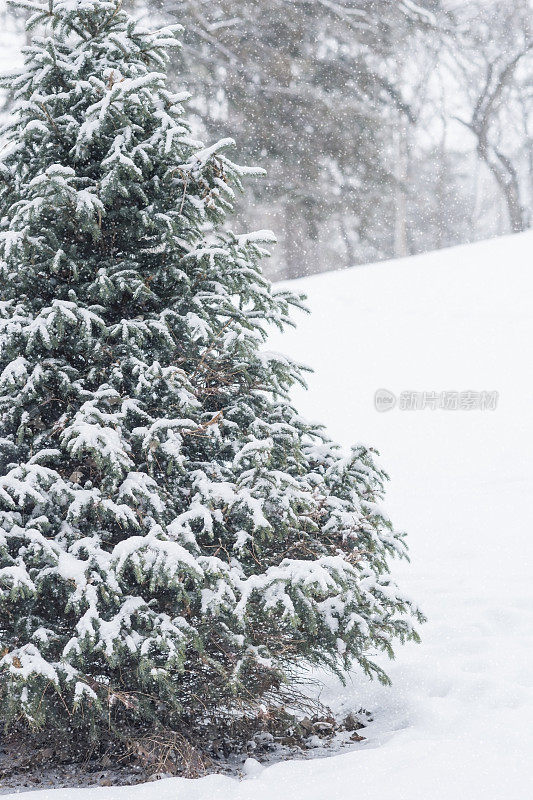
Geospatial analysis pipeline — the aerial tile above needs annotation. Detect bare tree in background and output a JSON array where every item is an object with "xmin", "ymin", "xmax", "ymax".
[{"xmin": 453, "ymin": 0, "xmax": 532, "ymax": 233}]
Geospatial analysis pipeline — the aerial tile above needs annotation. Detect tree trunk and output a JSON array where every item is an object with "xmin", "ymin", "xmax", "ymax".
[
  {"xmin": 478, "ymin": 142, "xmax": 529, "ymax": 233},
  {"xmin": 283, "ymin": 198, "xmax": 305, "ymax": 280},
  {"xmin": 394, "ymin": 113, "xmax": 409, "ymax": 258}
]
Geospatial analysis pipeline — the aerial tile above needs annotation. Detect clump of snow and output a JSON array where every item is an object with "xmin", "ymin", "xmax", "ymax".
[{"xmin": 242, "ymin": 757, "xmax": 264, "ymax": 778}]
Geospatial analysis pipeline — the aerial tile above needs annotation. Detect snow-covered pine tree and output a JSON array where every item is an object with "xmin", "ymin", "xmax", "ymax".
[{"xmin": 0, "ymin": 0, "xmax": 423, "ymax": 748}]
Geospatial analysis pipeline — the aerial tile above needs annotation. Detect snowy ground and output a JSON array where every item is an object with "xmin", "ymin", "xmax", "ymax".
[{"xmin": 3, "ymin": 232, "xmax": 532, "ymax": 798}]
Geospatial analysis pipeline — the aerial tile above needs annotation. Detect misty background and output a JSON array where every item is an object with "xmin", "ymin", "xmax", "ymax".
[{"xmin": 1, "ymin": 0, "xmax": 531, "ymax": 280}]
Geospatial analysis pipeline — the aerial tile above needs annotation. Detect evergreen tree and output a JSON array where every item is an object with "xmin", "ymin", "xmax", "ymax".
[{"xmin": 0, "ymin": 0, "xmax": 423, "ymax": 747}]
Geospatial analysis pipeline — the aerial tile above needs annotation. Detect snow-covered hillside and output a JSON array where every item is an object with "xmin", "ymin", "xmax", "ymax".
[{"xmin": 3, "ymin": 232, "xmax": 532, "ymax": 799}]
